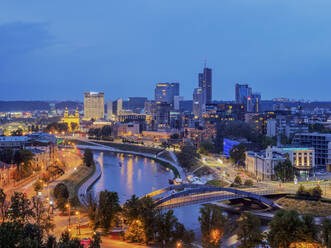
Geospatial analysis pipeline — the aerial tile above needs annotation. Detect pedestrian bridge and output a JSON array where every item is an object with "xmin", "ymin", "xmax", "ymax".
[{"xmin": 142, "ymin": 184, "xmax": 283, "ymax": 210}]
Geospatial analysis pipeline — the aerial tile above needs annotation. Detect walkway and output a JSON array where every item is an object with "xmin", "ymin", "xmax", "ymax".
[{"xmin": 78, "ymin": 156, "xmax": 103, "ymax": 205}]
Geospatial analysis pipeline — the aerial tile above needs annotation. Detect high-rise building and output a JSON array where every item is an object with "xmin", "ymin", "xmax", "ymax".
[
  {"xmin": 155, "ymin": 102, "xmax": 171, "ymax": 130},
  {"xmin": 193, "ymin": 87, "xmax": 203, "ymax": 119},
  {"xmin": 174, "ymin": 96, "xmax": 184, "ymax": 110},
  {"xmin": 84, "ymin": 92, "xmax": 104, "ymax": 120},
  {"xmin": 154, "ymin": 82, "xmax": 179, "ymax": 106},
  {"xmin": 235, "ymin": 84, "xmax": 252, "ymax": 105},
  {"xmin": 235, "ymin": 84, "xmax": 261, "ymax": 113},
  {"xmin": 113, "ymin": 98, "xmax": 123, "ymax": 117},
  {"xmin": 292, "ymin": 133, "xmax": 331, "ymax": 170},
  {"xmin": 198, "ymin": 66, "xmax": 212, "ymax": 104},
  {"xmin": 106, "ymin": 101, "xmax": 113, "ymax": 120},
  {"xmin": 127, "ymin": 97, "xmax": 147, "ymax": 113}
]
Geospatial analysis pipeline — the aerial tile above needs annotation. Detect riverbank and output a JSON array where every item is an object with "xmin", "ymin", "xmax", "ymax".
[
  {"xmin": 78, "ymin": 158, "xmax": 102, "ymax": 205},
  {"xmin": 70, "ymin": 138, "xmax": 183, "ymax": 179},
  {"xmin": 54, "ymin": 150, "xmax": 95, "ymax": 206}
]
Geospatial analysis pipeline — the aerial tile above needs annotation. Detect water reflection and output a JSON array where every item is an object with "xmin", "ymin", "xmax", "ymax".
[{"xmin": 91, "ymin": 151, "xmax": 173, "ymax": 203}]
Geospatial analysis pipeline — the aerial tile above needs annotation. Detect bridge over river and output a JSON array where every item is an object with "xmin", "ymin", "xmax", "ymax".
[{"xmin": 142, "ymin": 184, "xmax": 289, "ymax": 210}]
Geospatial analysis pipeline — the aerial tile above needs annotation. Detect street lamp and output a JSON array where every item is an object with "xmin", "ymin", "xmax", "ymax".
[
  {"xmin": 66, "ymin": 203, "xmax": 71, "ymax": 229},
  {"xmin": 176, "ymin": 241, "xmax": 182, "ymax": 248},
  {"xmin": 75, "ymin": 211, "xmax": 81, "ymax": 236}
]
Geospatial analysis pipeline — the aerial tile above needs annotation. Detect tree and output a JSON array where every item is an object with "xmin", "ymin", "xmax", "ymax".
[
  {"xmin": 199, "ymin": 205, "xmax": 227, "ymax": 248},
  {"xmin": 199, "ymin": 142, "xmax": 215, "ymax": 155},
  {"xmin": 31, "ymin": 196, "xmax": 54, "ymax": 236},
  {"xmin": 321, "ymin": 218, "xmax": 331, "ymax": 247},
  {"xmin": 274, "ymin": 159, "xmax": 294, "ymax": 182},
  {"xmin": 45, "ymin": 235, "xmax": 57, "ymax": 248},
  {"xmin": 86, "ymin": 194, "xmax": 99, "ymax": 230},
  {"xmin": 0, "ymin": 222, "xmax": 23, "ymax": 247},
  {"xmin": 177, "ymin": 144, "xmax": 200, "ymax": 170},
  {"xmin": 267, "ymin": 210, "xmax": 318, "ymax": 248},
  {"xmin": 0, "ymin": 188, "xmax": 7, "ymax": 223},
  {"xmin": 13, "ymin": 149, "xmax": 34, "ymax": 180},
  {"xmin": 234, "ymin": 175, "xmax": 242, "ymax": 185},
  {"xmin": 8, "ymin": 192, "xmax": 34, "ymax": 224},
  {"xmin": 173, "ymin": 222, "xmax": 195, "ymax": 247},
  {"xmin": 122, "ymin": 194, "xmax": 141, "ymax": 223},
  {"xmin": 11, "ymin": 129, "xmax": 23, "ymax": 136},
  {"xmin": 137, "ymin": 196, "xmax": 157, "ymax": 244},
  {"xmin": 54, "ymin": 183, "xmax": 69, "ymax": 200},
  {"xmin": 155, "ymin": 210, "xmax": 178, "ymax": 247},
  {"xmin": 90, "ymin": 232, "xmax": 102, "ymax": 248},
  {"xmin": 229, "ymin": 144, "xmax": 246, "ymax": 166},
  {"xmin": 237, "ymin": 212, "xmax": 264, "ymax": 248},
  {"xmin": 33, "ymin": 181, "xmax": 44, "ymax": 194},
  {"xmin": 310, "ymin": 185, "xmax": 322, "ymax": 199},
  {"xmin": 98, "ymin": 190, "xmax": 121, "ymax": 232},
  {"xmin": 244, "ymin": 179, "xmax": 254, "ymax": 187},
  {"xmin": 124, "ymin": 219, "xmax": 146, "ymax": 243},
  {"xmin": 83, "ymin": 148, "xmax": 94, "ymax": 167},
  {"xmin": 54, "ymin": 183, "xmax": 69, "ymax": 211},
  {"xmin": 58, "ymin": 231, "xmax": 82, "ymax": 248},
  {"xmin": 297, "ymin": 214, "xmax": 318, "ymax": 243}
]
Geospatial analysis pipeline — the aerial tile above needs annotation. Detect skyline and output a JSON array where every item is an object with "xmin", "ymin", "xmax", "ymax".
[{"xmin": 1, "ymin": 0, "xmax": 331, "ymax": 101}]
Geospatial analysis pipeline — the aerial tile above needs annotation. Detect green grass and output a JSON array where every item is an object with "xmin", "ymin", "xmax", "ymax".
[
  {"xmin": 205, "ymin": 179, "xmax": 228, "ymax": 187},
  {"xmin": 59, "ymin": 163, "xmax": 96, "ymax": 206}
]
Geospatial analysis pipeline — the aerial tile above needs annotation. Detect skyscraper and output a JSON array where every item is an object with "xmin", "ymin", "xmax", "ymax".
[
  {"xmin": 235, "ymin": 84, "xmax": 252, "ymax": 105},
  {"xmin": 193, "ymin": 87, "xmax": 203, "ymax": 119},
  {"xmin": 235, "ymin": 84, "xmax": 261, "ymax": 113},
  {"xmin": 84, "ymin": 92, "xmax": 104, "ymax": 120},
  {"xmin": 154, "ymin": 82, "xmax": 179, "ymax": 106},
  {"xmin": 198, "ymin": 66, "xmax": 212, "ymax": 104}
]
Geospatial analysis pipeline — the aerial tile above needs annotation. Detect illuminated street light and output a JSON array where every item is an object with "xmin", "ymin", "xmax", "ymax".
[
  {"xmin": 75, "ymin": 211, "xmax": 81, "ymax": 236},
  {"xmin": 66, "ymin": 203, "xmax": 71, "ymax": 229}
]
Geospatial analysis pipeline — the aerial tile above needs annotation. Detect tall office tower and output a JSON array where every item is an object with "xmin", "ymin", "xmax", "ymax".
[
  {"xmin": 198, "ymin": 66, "xmax": 212, "ymax": 104},
  {"xmin": 235, "ymin": 84, "xmax": 252, "ymax": 105},
  {"xmin": 193, "ymin": 87, "xmax": 203, "ymax": 119},
  {"xmin": 84, "ymin": 92, "xmax": 104, "ymax": 120},
  {"xmin": 174, "ymin": 96, "xmax": 184, "ymax": 110},
  {"xmin": 235, "ymin": 83, "xmax": 263, "ymax": 112},
  {"xmin": 155, "ymin": 102, "xmax": 171, "ymax": 130},
  {"xmin": 154, "ymin": 82, "xmax": 180, "ymax": 106},
  {"xmin": 106, "ymin": 101, "xmax": 113, "ymax": 120},
  {"xmin": 250, "ymin": 93, "xmax": 261, "ymax": 113},
  {"xmin": 127, "ymin": 97, "xmax": 147, "ymax": 113},
  {"xmin": 112, "ymin": 98, "xmax": 123, "ymax": 117}
]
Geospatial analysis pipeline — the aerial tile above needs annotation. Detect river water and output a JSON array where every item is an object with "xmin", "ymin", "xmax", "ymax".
[{"xmin": 90, "ymin": 151, "xmax": 202, "ymax": 238}]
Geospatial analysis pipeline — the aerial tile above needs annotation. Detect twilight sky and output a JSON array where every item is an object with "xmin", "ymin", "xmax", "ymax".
[{"xmin": 1, "ymin": 0, "xmax": 331, "ymax": 102}]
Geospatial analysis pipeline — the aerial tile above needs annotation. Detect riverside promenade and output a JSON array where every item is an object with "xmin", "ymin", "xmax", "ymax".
[{"xmin": 77, "ymin": 156, "xmax": 102, "ymax": 205}]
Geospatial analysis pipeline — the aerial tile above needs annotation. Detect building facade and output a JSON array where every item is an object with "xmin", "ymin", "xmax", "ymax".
[
  {"xmin": 84, "ymin": 92, "xmax": 104, "ymax": 120},
  {"xmin": 154, "ymin": 82, "xmax": 179, "ymax": 106},
  {"xmin": 292, "ymin": 133, "xmax": 331, "ymax": 170}
]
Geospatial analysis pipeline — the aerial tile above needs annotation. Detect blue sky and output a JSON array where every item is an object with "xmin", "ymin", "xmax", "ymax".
[{"xmin": 1, "ymin": 0, "xmax": 331, "ymax": 101}]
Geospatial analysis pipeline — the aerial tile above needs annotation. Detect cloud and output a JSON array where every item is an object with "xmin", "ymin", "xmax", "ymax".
[{"xmin": 0, "ymin": 22, "xmax": 53, "ymax": 57}]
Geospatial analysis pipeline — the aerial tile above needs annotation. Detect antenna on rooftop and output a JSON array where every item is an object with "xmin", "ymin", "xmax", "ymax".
[{"xmin": 203, "ymin": 57, "xmax": 207, "ymax": 68}]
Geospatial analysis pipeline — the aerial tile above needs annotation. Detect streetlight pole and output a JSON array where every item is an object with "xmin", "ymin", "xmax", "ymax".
[
  {"xmin": 75, "ymin": 211, "xmax": 81, "ymax": 236},
  {"xmin": 66, "ymin": 203, "xmax": 71, "ymax": 230}
]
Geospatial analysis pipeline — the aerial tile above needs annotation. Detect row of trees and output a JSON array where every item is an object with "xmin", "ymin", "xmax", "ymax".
[
  {"xmin": 176, "ymin": 144, "xmax": 201, "ymax": 170},
  {"xmin": 0, "ymin": 188, "xmax": 100, "ymax": 247},
  {"xmin": 0, "ymin": 148, "xmax": 35, "ymax": 180},
  {"xmin": 45, "ymin": 122, "xmax": 70, "ymax": 134},
  {"xmin": 85, "ymin": 192, "xmax": 194, "ymax": 247},
  {"xmin": 199, "ymin": 205, "xmax": 331, "ymax": 248},
  {"xmin": 87, "ymin": 126, "xmax": 112, "ymax": 139}
]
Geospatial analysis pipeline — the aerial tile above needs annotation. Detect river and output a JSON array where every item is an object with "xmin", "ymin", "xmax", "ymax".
[{"xmin": 90, "ymin": 151, "xmax": 202, "ymax": 238}]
